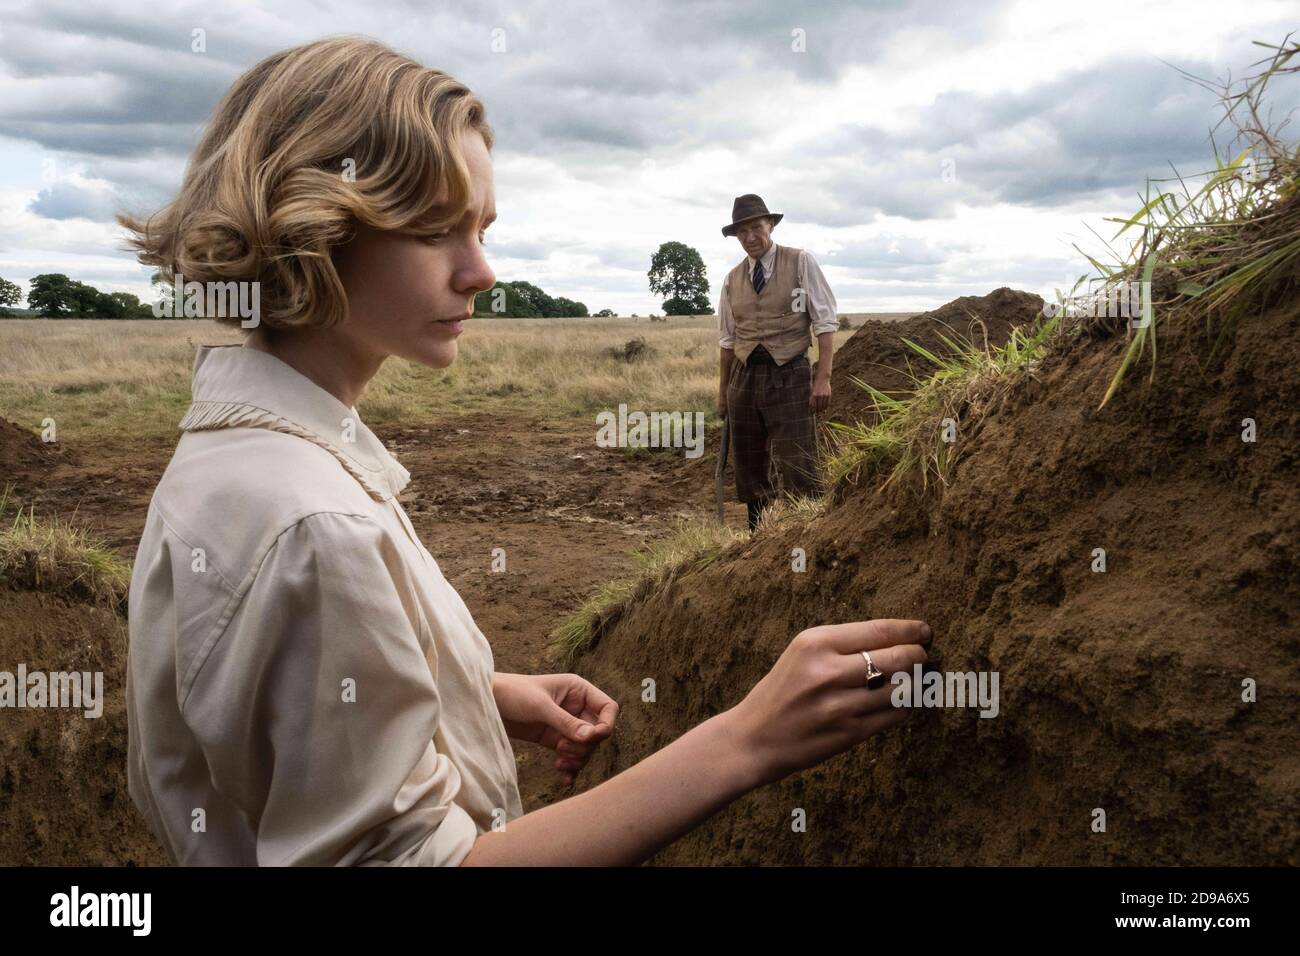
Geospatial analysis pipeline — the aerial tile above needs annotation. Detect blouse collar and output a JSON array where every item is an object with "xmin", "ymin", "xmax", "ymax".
[{"xmin": 178, "ymin": 344, "xmax": 411, "ymax": 502}]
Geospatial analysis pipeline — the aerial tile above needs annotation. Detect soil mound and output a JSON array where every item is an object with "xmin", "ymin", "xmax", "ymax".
[
  {"xmin": 826, "ymin": 287, "xmax": 1045, "ymax": 428},
  {"xmin": 572, "ymin": 287, "xmax": 1300, "ymax": 865},
  {"xmin": 0, "ymin": 586, "xmax": 167, "ymax": 865},
  {"xmin": 1, "ymin": 417, "xmax": 60, "ymax": 474}
]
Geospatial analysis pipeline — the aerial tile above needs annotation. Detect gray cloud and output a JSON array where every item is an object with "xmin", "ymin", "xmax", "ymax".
[
  {"xmin": 28, "ymin": 180, "xmax": 121, "ymax": 220},
  {"xmin": 1, "ymin": 0, "xmax": 1293, "ymax": 311}
]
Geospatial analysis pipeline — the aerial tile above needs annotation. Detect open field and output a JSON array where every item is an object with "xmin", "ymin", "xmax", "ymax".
[{"xmin": 0, "ymin": 316, "xmax": 890, "ymax": 444}]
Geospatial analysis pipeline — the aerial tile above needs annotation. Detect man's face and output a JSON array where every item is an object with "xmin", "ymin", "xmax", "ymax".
[
  {"xmin": 734, "ymin": 216, "xmax": 774, "ymax": 260},
  {"xmin": 331, "ymin": 131, "xmax": 497, "ymax": 369}
]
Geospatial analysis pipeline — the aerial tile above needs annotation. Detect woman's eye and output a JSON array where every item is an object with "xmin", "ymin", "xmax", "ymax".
[{"xmin": 424, "ymin": 231, "xmax": 486, "ymax": 245}]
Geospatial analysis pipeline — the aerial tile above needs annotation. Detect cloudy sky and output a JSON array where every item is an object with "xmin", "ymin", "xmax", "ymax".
[{"xmin": 0, "ymin": 0, "xmax": 1296, "ymax": 315}]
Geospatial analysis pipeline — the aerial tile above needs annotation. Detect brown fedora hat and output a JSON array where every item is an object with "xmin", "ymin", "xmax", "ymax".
[{"xmin": 722, "ymin": 193, "xmax": 783, "ymax": 237}]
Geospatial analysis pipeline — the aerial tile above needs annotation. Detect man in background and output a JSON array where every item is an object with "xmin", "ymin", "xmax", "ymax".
[{"xmin": 717, "ymin": 194, "xmax": 838, "ymax": 530}]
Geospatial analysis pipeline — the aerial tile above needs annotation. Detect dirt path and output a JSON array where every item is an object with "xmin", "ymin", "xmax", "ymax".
[{"xmin": 6, "ymin": 408, "xmax": 743, "ymax": 813}]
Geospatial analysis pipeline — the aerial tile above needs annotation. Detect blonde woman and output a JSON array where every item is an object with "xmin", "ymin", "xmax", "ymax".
[{"xmin": 121, "ymin": 35, "xmax": 931, "ymax": 867}]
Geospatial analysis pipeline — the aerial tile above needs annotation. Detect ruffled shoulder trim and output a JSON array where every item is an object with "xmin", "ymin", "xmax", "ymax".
[{"xmin": 178, "ymin": 400, "xmax": 396, "ymax": 502}]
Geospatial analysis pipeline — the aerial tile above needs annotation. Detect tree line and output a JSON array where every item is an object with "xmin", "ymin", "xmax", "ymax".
[
  {"xmin": 2, "ymin": 240, "xmax": 720, "ymax": 319},
  {"xmin": 0, "ymin": 274, "xmax": 156, "ymax": 318}
]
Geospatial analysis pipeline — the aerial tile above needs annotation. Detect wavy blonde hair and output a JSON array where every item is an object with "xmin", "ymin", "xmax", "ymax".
[{"xmin": 119, "ymin": 35, "xmax": 493, "ymax": 330}]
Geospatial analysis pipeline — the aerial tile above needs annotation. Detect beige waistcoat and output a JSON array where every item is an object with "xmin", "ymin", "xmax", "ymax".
[{"xmin": 726, "ymin": 243, "xmax": 811, "ymax": 364}]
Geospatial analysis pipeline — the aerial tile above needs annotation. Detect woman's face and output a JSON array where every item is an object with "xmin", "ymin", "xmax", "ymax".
[{"xmin": 331, "ymin": 131, "xmax": 497, "ymax": 369}]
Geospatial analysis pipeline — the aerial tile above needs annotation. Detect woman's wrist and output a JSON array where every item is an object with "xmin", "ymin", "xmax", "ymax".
[
  {"xmin": 462, "ymin": 704, "xmax": 768, "ymax": 865},
  {"xmin": 708, "ymin": 706, "xmax": 769, "ymax": 793}
]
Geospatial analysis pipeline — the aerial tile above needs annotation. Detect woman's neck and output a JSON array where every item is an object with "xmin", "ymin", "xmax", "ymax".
[{"xmin": 242, "ymin": 325, "xmax": 384, "ymax": 409}]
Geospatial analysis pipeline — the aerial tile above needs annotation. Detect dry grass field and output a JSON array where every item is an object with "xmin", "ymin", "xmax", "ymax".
[{"xmin": 0, "ymin": 315, "xmax": 887, "ymax": 445}]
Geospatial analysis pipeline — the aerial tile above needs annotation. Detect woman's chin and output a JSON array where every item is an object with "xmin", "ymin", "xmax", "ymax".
[{"xmin": 405, "ymin": 340, "xmax": 458, "ymax": 369}]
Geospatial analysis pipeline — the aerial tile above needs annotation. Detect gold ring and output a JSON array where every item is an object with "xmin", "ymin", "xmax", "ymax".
[{"xmin": 862, "ymin": 650, "xmax": 883, "ymax": 687}]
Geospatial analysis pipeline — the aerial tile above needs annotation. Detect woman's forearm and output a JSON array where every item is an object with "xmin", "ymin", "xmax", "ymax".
[{"xmin": 459, "ymin": 709, "xmax": 762, "ymax": 866}]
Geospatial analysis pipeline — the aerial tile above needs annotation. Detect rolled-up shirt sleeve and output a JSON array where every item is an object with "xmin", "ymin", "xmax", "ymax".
[
  {"xmin": 800, "ymin": 250, "xmax": 840, "ymax": 337},
  {"xmin": 718, "ymin": 279, "xmax": 735, "ymax": 349},
  {"xmin": 181, "ymin": 511, "xmax": 479, "ymax": 866}
]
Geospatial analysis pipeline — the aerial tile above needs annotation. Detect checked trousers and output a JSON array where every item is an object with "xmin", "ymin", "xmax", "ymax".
[{"xmin": 726, "ymin": 349, "xmax": 825, "ymax": 508}]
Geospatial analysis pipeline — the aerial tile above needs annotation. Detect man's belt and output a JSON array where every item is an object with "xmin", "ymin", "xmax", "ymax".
[{"xmin": 746, "ymin": 345, "xmax": 806, "ymax": 367}]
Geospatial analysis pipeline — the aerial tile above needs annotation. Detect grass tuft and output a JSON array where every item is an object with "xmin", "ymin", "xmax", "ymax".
[
  {"xmin": 0, "ymin": 485, "xmax": 131, "ymax": 610},
  {"xmin": 824, "ymin": 315, "xmax": 1061, "ymax": 492},
  {"xmin": 1052, "ymin": 36, "xmax": 1300, "ymax": 408},
  {"xmin": 547, "ymin": 516, "xmax": 747, "ymax": 667}
]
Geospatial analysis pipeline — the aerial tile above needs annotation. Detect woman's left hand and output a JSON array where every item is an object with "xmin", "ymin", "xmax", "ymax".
[{"xmin": 492, "ymin": 672, "xmax": 619, "ymax": 786}]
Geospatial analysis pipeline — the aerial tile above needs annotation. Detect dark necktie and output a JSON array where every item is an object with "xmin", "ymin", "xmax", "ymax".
[{"xmin": 752, "ymin": 259, "xmax": 766, "ymax": 294}]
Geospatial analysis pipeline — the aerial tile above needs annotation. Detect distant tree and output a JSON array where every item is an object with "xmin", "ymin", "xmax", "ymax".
[
  {"xmin": 26, "ymin": 273, "xmax": 150, "ymax": 318},
  {"xmin": 661, "ymin": 296, "xmax": 704, "ymax": 316},
  {"xmin": 28, "ymin": 273, "xmax": 80, "ymax": 316},
  {"xmin": 551, "ymin": 296, "xmax": 588, "ymax": 318},
  {"xmin": 474, "ymin": 282, "xmax": 540, "ymax": 317},
  {"xmin": 473, "ymin": 280, "xmax": 589, "ymax": 317},
  {"xmin": 594, "ymin": 308, "xmax": 616, "ymax": 317},
  {"xmin": 648, "ymin": 241, "xmax": 712, "ymax": 316},
  {"xmin": 508, "ymin": 280, "xmax": 557, "ymax": 317},
  {"xmin": 0, "ymin": 276, "xmax": 20, "ymax": 317},
  {"xmin": 109, "ymin": 291, "xmax": 154, "ymax": 318}
]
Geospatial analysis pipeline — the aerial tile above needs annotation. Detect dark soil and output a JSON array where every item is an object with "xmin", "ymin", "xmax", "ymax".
[
  {"xmin": 826, "ymin": 287, "xmax": 1046, "ymax": 428},
  {"xmin": 571, "ymin": 287, "xmax": 1300, "ymax": 865}
]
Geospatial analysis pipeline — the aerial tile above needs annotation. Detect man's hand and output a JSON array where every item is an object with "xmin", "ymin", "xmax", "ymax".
[
  {"xmin": 491, "ymin": 672, "xmax": 618, "ymax": 786},
  {"xmin": 810, "ymin": 374, "xmax": 831, "ymax": 414}
]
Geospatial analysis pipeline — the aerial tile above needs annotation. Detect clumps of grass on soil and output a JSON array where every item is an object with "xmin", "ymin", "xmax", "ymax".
[
  {"xmin": 548, "ymin": 492, "xmax": 829, "ymax": 665},
  {"xmin": 0, "ymin": 485, "xmax": 130, "ymax": 610},
  {"xmin": 823, "ymin": 315, "xmax": 1061, "ymax": 492},
  {"xmin": 547, "ymin": 516, "xmax": 747, "ymax": 667}
]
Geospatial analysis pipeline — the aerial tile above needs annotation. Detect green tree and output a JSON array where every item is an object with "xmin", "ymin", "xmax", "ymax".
[
  {"xmin": 648, "ymin": 241, "xmax": 712, "ymax": 315},
  {"xmin": 509, "ymin": 280, "xmax": 558, "ymax": 317},
  {"xmin": 0, "ymin": 276, "xmax": 20, "ymax": 317},
  {"xmin": 474, "ymin": 282, "xmax": 540, "ymax": 317},
  {"xmin": 26, "ymin": 273, "xmax": 144, "ymax": 318},
  {"xmin": 28, "ymin": 273, "xmax": 79, "ymax": 316},
  {"xmin": 551, "ymin": 296, "xmax": 588, "ymax": 318},
  {"xmin": 473, "ymin": 281, "xmax": 589, "ymax": 317},
  {"xmin": 108, "ymin": 291, "xmax": 154, "ymax": 318}
]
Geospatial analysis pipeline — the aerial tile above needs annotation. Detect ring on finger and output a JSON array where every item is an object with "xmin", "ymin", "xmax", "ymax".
[{"xmin": 861, "ymin": 650, "xmax": 887, "ymax": 690}]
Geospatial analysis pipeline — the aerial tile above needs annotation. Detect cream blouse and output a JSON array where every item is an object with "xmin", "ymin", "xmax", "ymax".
[{"xmin": 126, "ymin": 344, "xmax": 522, "ymax": 866}]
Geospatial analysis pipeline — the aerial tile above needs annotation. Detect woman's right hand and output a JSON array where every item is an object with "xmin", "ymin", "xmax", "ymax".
[{"xmin": 726, "ymin": 619, "xmax": 931, "ymax": 787}]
